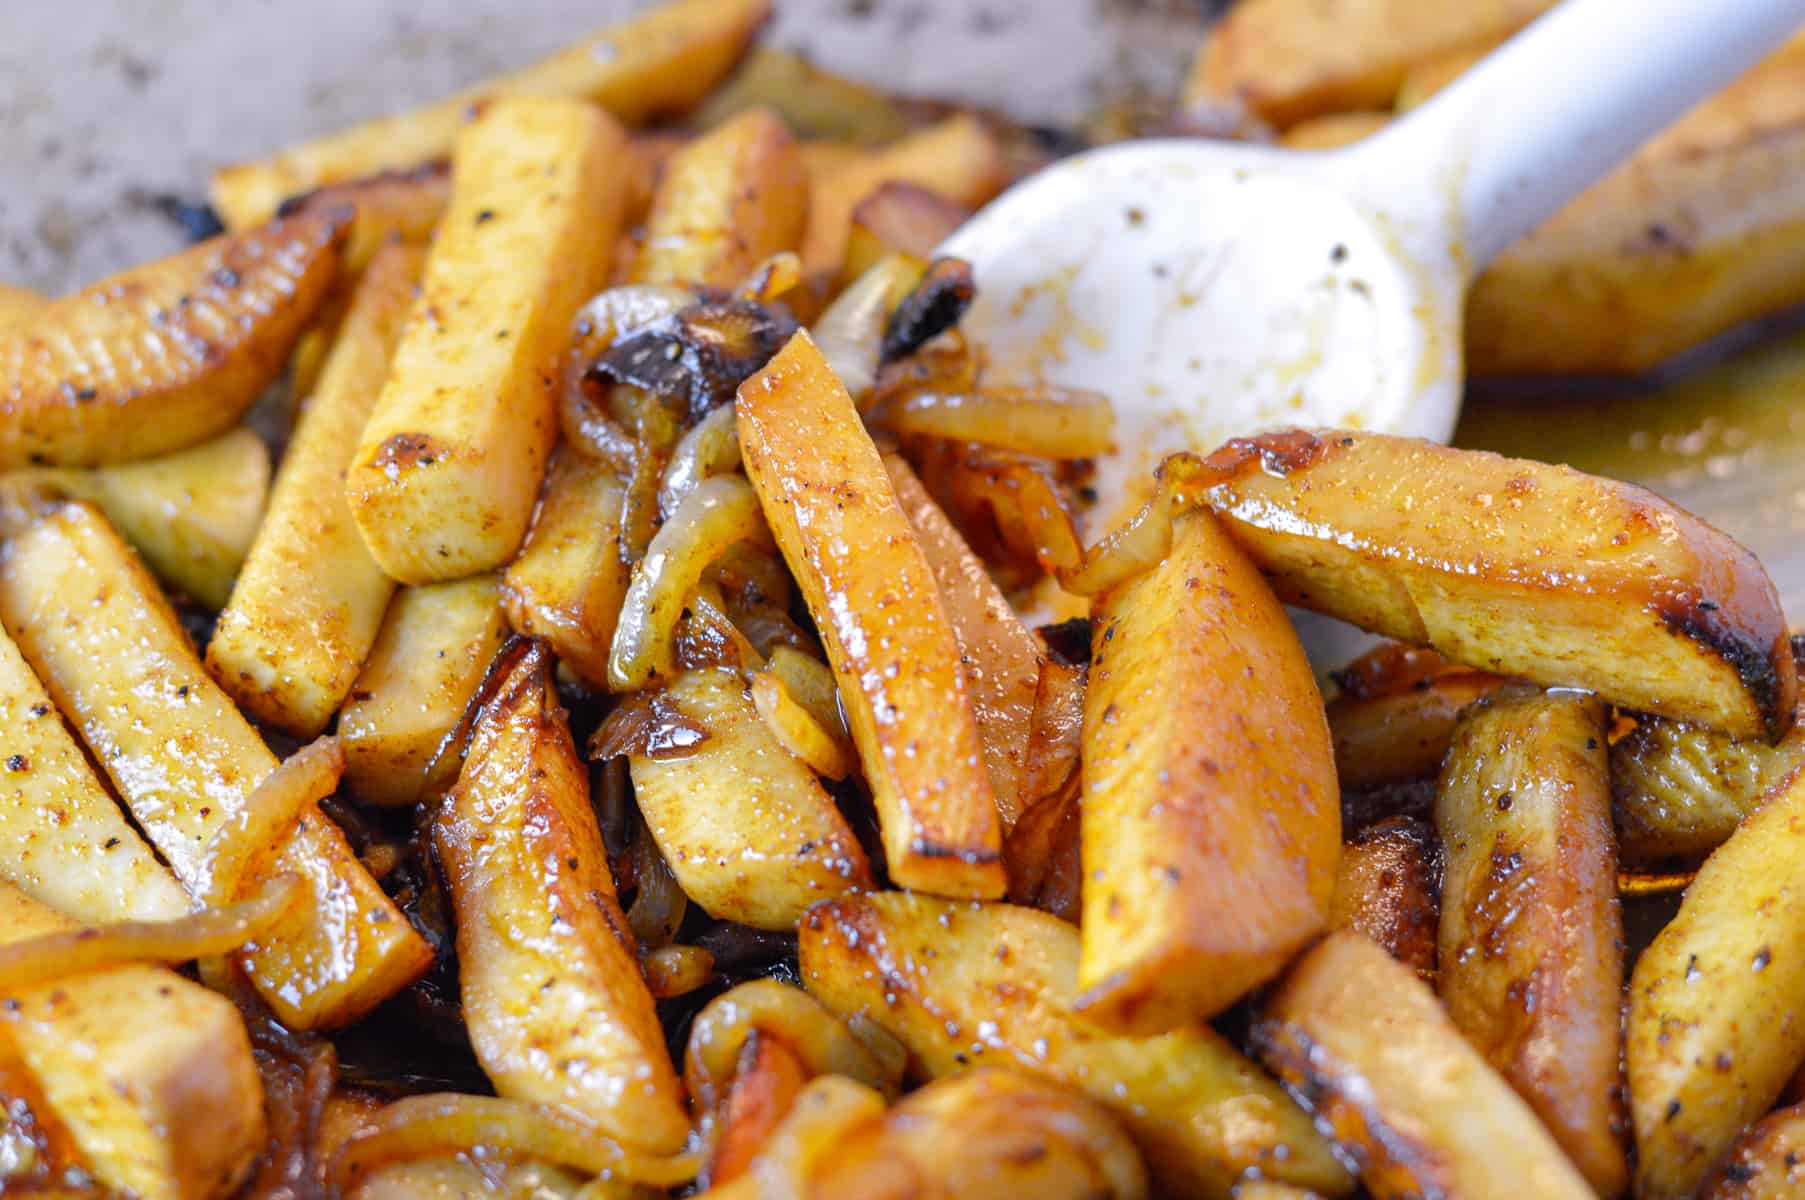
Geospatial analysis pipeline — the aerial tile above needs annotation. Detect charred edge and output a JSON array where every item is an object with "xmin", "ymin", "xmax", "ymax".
[
  {"xmin": 1655, "ymin": 594, "xmax": 1789, "ymax": 743},
  {"xmin": 137, "ymin": 192, "xmax": 225, "ymax": 244},
  {"xmin": 274, "ymin": 161, "xmax": 452, "ymax": 219},
  {"xmin": 1197, "ymin": 427, "xmax": 1331, "ymax": 479},
  {"xmin": 1251, "ymin": 1021, "xmax": 1452, "ymax": 1198},
  {"xmin": 906, "ymin": 837, "xmax": 1003, "ymax": 866},
  {"xmin": 419, "ymin": 635, "xmax": 545, "ymax": 807},
  {"xmin": 881, "ymin": 257, "xmax": 976, "ymax": 365},
  {"xmin": 590, "ymin": 299, "xmax": 799, "ymax": 421}
]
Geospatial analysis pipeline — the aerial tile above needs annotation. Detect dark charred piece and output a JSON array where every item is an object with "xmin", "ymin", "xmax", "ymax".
[
  {"xmin": 880, "ymin": 257, "xmax": 976, "ymax": 364},
  {"xmin": 1037, "ymin": 617, "xmax": 1094, "ymax": 667},
  {"xmin": 588, "ymin": 298, "xmax": 798, "ymax": 422},
  {"xmin": 589, "ymin": 689, "xmax": 712, "ymax": 762}
]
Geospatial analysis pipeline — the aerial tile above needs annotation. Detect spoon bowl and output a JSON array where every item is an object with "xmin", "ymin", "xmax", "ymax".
[
  {"xmin": 942, "ymin": 140, "xmax": 1462, "ymax": 536},
  {"xmin": 943, "ymin": 0, "xmax": 1805, "ymax": 541}
]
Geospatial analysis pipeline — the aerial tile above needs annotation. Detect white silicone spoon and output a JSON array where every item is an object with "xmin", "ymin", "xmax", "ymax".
[{"xmin": 940, "ymin": 0, "xmax": 1805, "ymax": 538}]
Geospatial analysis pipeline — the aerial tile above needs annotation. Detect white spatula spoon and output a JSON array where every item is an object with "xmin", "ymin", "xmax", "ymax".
[{"xmin": 941, "ymin": 0, "xmax": 1805, "ymax": 539}]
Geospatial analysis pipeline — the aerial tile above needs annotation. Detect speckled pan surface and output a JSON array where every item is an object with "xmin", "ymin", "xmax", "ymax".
[{"xmin": 0, "ymin": 0, "xmax": 1205, "ymax": 294}]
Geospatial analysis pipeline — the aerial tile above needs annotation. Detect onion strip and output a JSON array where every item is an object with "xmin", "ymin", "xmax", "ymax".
[
  {"xmin": 751, "ymin": 670, "xmax": 854, "ymax": 780},
  {"xmin": 684, "ymin": 979, "xmax": 902, "ymax": 1115},
  {"xmin": 197, "ymin": 736, "xmax": 343, "ymax": 903},
  {"xmin": 812, "ymin": 255, "xmax": 921, "ymax": 402},
  {"xmin": 608, "ymin": 475, "xmax": 772, "ymax": 691},
  {"xmin": 1057, "ymin": 492, "xmax": 1174, "ymax": 597},
  {"xmin": 327, "ymin": 1094, "xmax": 702, "ymax": 1191},
  {"xmin": 764, "ymin": 646, "xmax": 846, "ymax": 737},
  {"xmin": 658, "ymin": 402, "xmax": 741, "ymax": 519},
  {"xmin": 889, "ymin": 387, "xmax": 1115, "ymax": 459},
  {"xmin": 0, "ymin": 874, "xmax": 305, "ymax": 993},
  {"xmin": 642, "ymin": 944, "xmax": 715, "ymax": 999}
]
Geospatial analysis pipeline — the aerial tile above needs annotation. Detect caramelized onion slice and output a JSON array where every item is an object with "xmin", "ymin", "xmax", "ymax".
[
  {"xmin": 889, "ymin": 387, "xmax": 1114, "ymax": 459},
  {"xmin": 751, "ymin": 669, "xmax": 855, "ymax": 780},
  {"xmin": 1058, "ymin": 492, "xmax": 1174, "ymax": 598},
  {"xmin": 642, "ymin": 944, "xmax": 715, "ymax": 999},
  {"xmin": 764, "ymin": 646, "xmax": 846, "ymax": 737},
  {"xmin": 609, "ymin": 476, "xmax": 773, "ymax": 692},
  {"xmin": 197, "ymin": 737, "xmax": 344, "ymax": 902},
  {"xmin": 812, "ymin": 254, "xmax": 922, "ymax": 401},
  {"xmin": 327, "ymin": 1094, "xmax": 702, "ymax": 1191},
  {"xmin": 0, "ymin": 874, "xmax": 305, "ymax": 993},
  {"xmin": 658, "ymin": 402, "xmax": 742, "ymax": 519},
  {"xmin": 684, "ymin": 979, "xmax": 903, "ymax": 1114}
]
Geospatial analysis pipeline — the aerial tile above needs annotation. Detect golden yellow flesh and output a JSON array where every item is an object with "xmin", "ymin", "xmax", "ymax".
[
  {"xmin": 0, "ymin": 503, "xmax": 429, "ymax": 1029},
  {"xmin": 884, "ymin": 453, "xmax": 1045, "ymax": 827},
  {"xmin": 800, "ymin": 891, "xmax": 1353, "ymax": 1198},
  {"xmin": 1078, "ymin": 509, "xmax": 1338, "ymax": 1033},
  {"xmin": 1190, "ymin": 430, "xmax": 1795, "ymax": 740},
  {"xmin": 802, "ymin": 115, "xmax": 1007, "ymax": 275},
  {"xmin": 1628, "ymin": 763, "xmax": 1805, "ymax": 1199},
  {"xmin": 737, "ymin": 332, "xmax": 1005, "ymax": 898},
  {"xmin": 0, "ymin": 213, "xmax": 341, "ymax": 469},
  {"xmin": 208, "ymin": 242, "xmax": 422, "ymax": 736},
  {"xmin": 0, "ymin": 621, "xmax": 187, "ymax": 923},
  {"xmin": 1434, "ymin": 688, "xmax": 1626, "ymax": 1197},
  {"xmin": 1186, "ymin": 0, "xmax": 1552, "ymax": 126},
  {"xmin": 633, "ymin": 106, "xmax": 809, "ymax": 289},
  {"xmin": 501, "ymin": 450, "xmax": 631, "ymax": 691},
  {"xmin": 1255, "ymin": 931, "xmax": 1595, "ymax": 1200},
  {"xmin": 338, "ymin": 575, "xmax": 507, "ymax": 807},
  {"xmin": 628, "ymin": 667, "xmax": 871, "ymax": 931},
  {"xmin": 0, "ymin": 882, "xmax": 264, "ymax": 1200},
  {"xmin": 12, "ymin": 427, "xmax": 271, "ymax": 611},
  {"xmin": 435, "ymin": 646, "xmax": 688, "ymax": 1153},
  {"xmin": 348, "ymin": 97, "xmax": 628, "ymax": 584}
]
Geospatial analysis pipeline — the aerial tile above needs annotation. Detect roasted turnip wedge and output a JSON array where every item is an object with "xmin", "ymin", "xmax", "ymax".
[
  {"xmin": 0, "ymin": 882, "xmax": 265, "ymax": 1200},
  {"xmin": 1612, "ymin": 708, "xmax": 1805, "ymax": 865},
  {"xmin": 633, "ymin": 107, "xmax": 808, "ymax": 289},
  {"xmin": 208, "ymin": 242, "xmax": 421, "ymax": 736},
  {"xmin": 1628, "ymin": 763, "xmax": 1805, "ymax": 1199},
  {"xmin": 1701, "ymin": 1100, "xmax": 1805, "ymax": 1199},
  {"xmin": 1435, "ymin": 687, "xmax": 1627, "ymax": 1197},
  {"xmin": 0, "ymin": 621, "xmax": 189, "ymax": 924},
  {"xmin": 738, "ymin": 332, "xmax": 1005, "ymax": 897},
  {"xmin": 501, "ymin": 450, "xmax": 632, "ymax": 690},
  {"xmin": 800, "ymin": 891, "xmax": 1352, "ymax": 1197},
  {"xmin": 0, "ymin": 211, "xmax": 342, "ymax": 468},
  {"xmin": 884, "ymin": 453, "xmax": 1048, "ymax": 828},
  {"xmin": 434, "ymin": 639, "xmax": 688, "ymax": 1153},
  {"xmin": 1254, "ymin": 930, "xmax": 1594, "ymax": 1200},
  {"xmin": 8, "ymin": 426, "xmax": 271, "ymax": 610},
  {"xmin": 208, "ymin": 0, "xmax": 769, "ymax": 230},
  {"xmin": 337, "ymin": 574, "xmax": 507, "ymax": 807},
  {"xmin": 1077, "ymin": 508, "xmax": 1339, "ymax": 1033},
  {"xmin": 0, "ymin": 501, "xmax": 430, "ymax": 1030},
  {"xmin": 1329, "ymin": 816, "xmax": 1440, "ymax": 984},
  {"xmin": 619, "ymin": 667, "xmax": 872, "ymax": 931},
  {"xmin": 1180, "ymin": 430, "xmax": 1795, "ymax": 740},
  {"xmin": 348, "ymin": 98, "xmax": 629, "ymax": 584}
]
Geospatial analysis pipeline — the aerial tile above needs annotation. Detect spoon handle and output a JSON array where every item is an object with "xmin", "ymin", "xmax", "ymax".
[{"xmin": 1357, "ymin": 0, "xmax": 1805, "ymax": 272}]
